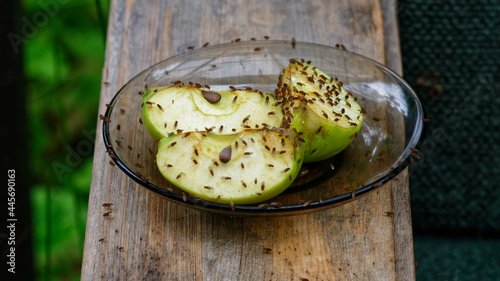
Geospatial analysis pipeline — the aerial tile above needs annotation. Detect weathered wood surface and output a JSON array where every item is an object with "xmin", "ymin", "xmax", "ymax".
[{"xmin": 82, "ymin": 0, "xmax": 415, "ymax": 280}]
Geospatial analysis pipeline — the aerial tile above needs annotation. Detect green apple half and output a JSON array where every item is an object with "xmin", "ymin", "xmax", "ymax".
[
  {"xmin": 156, "ymin": 128, "xmax": 304, "ymax": 204},
  {"xmin": 141, "ymin": 86, "xmax": 283, "ymax": 140},
  {"xmin": 277, "ymin": 61, "xmax": 364, "ymax": 163}
]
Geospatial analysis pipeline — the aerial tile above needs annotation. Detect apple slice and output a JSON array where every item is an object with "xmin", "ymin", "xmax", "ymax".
[
  {"xmin": 276, "ymin": 60, "xmax": 364, "ymax": 162},
  {"xmin": 141, "ymin": 86, "xmax": 283, "ymax": 140},
  {"xmin": 156, "ymin": 128, "xmax": 304, "ymax": 204}
]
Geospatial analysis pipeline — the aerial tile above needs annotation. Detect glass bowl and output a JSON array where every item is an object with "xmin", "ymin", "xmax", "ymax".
[{"xmin": 103, "ymin": 40, "xmax": 426, "ymax": 216}]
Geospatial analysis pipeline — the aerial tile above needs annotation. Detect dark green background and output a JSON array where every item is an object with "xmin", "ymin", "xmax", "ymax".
[
  {"xmin": 2, "ymin": 0, "xmax": 499, "ymax": 280},
  {"xmin": 399, "ymin": 0, "xmax": 500, "ymax": 280}
]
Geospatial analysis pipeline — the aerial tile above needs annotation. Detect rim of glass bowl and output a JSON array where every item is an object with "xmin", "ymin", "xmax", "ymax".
[{"xmin": 102, "ymin": 40, "xmax": 427, "ymax": 216}]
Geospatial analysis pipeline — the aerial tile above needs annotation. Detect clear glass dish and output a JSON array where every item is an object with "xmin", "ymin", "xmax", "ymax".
[{"xmin": 103, "ymin": 40, "xmax": 426, "ymax": 216}]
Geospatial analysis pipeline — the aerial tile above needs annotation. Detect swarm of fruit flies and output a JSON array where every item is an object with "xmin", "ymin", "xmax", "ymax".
[{"xmin": 134, "ymin": 59, "xmax": 365, "ymax": 205}]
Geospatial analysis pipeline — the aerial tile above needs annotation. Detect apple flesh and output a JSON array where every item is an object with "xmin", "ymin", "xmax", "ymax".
[
  {"xmin": 276, "ymin": 61, "xmax": 364, "ymax": 162},
  {"xmin": 142, "ymin": 61, "xmax": 364, "ymax": 206},
  {"xmin": 156, "ymin": 128, "xmax": 303, "ymax": 204},
  {"xmin": 141, "ymin": 86, "xmax": 283, "ymax": 140}
]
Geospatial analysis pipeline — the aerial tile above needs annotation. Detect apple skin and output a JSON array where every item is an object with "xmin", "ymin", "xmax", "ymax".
[
  {"xmin": 141, "ymin": 86, "xmax": 169, "ymax": 140},
  {"xmin": 156, "ymin": 129, "xmax": 304, "ymax": 204},
  {"xmin": 278, "ymin": 61, "xmax": 364, "ymax": 162},
  {"xmin": 289, "ymin": 106, "xmax": 362, "ymax": 162},
  {"xmin": 141, "ymin": 86, "xmax": 283, "ymax": 141}
]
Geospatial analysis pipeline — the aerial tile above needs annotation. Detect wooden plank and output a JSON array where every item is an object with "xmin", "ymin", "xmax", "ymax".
[
  {"xmin": 82, "ymin": 0, "xmax": 415, "ymax": 280},
  {"xmin": 379, "ymin": 1, "xmax": 416, "ymax": 279}
]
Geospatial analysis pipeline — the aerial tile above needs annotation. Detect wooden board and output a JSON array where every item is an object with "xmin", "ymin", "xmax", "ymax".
[{"xmin": 82, "ymin": 0, "xmax": 415, "ymax": 280}]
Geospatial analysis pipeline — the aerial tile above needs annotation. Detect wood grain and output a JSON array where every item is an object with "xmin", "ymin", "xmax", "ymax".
[{"xmin": 82, "ymin": 0, "xmax": 415, "ymax": 280}]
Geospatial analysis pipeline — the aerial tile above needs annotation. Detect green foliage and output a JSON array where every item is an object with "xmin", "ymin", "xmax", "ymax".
[{"xmin": 23, "ymin": 0, "xmax": 109, "ymax": 280}]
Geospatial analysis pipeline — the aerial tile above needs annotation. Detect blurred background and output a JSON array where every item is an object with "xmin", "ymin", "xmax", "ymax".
[
  {"xmin": 2, "ymin": 0, "xmax": 109, "ymax": 280},
  {"xmin": 399, "ymin": 0, "xmax": 500, "ymax": 280},
  {"xmin": 1, "ymin": 0, "xmax": 499, "ymax": 280}
]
